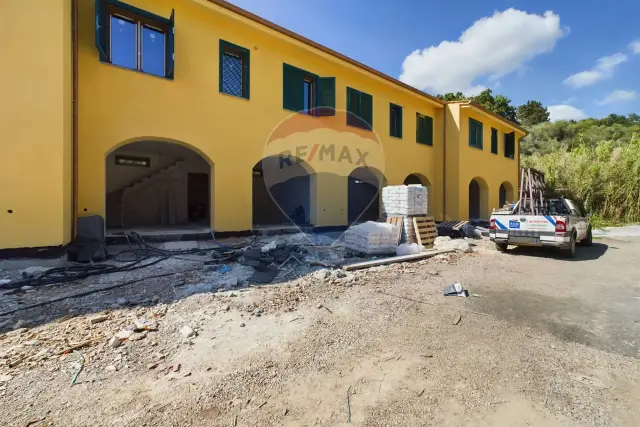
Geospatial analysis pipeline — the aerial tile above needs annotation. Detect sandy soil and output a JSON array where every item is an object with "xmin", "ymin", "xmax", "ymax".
[{"xmin": 1, "ymin": 237, "xmax": 639, "ymax": 426}]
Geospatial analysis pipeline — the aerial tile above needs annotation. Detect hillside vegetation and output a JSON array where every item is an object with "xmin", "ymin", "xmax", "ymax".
[{"xmin": 438, "ymin": 90, "xmax": 640, "ymax": 224}]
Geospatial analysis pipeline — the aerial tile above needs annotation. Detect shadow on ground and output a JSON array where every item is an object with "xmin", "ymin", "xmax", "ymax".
[
  {"xmin": 506, "ymin": 242, "xmax": 609, "ymax": 261},
  {"xmin": 471, "ymin": 287, "xmax": 639, "ymax": 358}
]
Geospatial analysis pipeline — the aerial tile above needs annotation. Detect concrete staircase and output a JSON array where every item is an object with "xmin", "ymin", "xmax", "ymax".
[{"xmin": 106, "ymin": 159, "xmax": 184, "ymax": 228}]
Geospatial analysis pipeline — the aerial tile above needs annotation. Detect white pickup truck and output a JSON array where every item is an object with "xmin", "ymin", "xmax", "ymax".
[{"xmin": 489, "ymin": 198, "xmax": 592, "ymax": 258}]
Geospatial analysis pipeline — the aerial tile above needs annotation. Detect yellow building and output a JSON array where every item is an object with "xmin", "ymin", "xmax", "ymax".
[{"xmin": 0, "ymin": 0, "xmax": 526, "ymax": 251}]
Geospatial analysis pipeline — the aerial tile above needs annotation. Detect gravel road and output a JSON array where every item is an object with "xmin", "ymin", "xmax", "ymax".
[{"xmin": 1, "ymin": 237, "xmax": 639, "ymax": 426}]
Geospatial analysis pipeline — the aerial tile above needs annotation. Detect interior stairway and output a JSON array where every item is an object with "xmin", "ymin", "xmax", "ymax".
[{"xmin": 106, "ymin": 159, "xmax": 184, "ymax": 228}]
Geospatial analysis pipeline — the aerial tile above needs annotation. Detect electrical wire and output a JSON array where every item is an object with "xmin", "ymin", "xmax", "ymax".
[{"xmin": 0, "ymin": 231, "xmax": 252, "ymax": 292}]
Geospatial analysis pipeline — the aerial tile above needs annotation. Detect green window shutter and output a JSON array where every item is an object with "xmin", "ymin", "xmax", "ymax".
[
  {"xmin": 165, "ymin": 9, "xmax": 175, "ymax": 79},
  {"xmin": 416, "ymin": 113, "xmax": 424, "ymax": 143},
  {"xmin": 283, "ymin": 64, "xmax": 304, "ymax": 112},
  {"xmin": 346, "ymin": 87, "xmax": 360, "ymax": 126},
  {"xmin": 243, "ymin": 45, "xmax": 250, "ymax": 99},
  {"xmin": 504, "ymin": 132, "xmax": 515, "ymax": 158},
  {"xmin": 469, "ymin": 119, "xmax": 483, "ymax": 148},
  {"xmin": 317, "ymin": 77, "xmax": 335, "ymax": 116},
  {"xmin": 218, "ymin": 40, "xmax": 224, "ymax": 94},
  {"xmin": 491, "ymin": 128, "xmax": 498, "ymax": 154},
  {"xmin": 424, "ymin": 115, "xmax": 433, "ymax": 146},
  {"xmin": 360, "ymin": 92, "xmax": 373, "ymax": 130},
  {"xmin": 95, "ymin": 0, "xmax": 109, "ymax": 61},
  {"xmin": 390, "ymin": 104, "xmax": 402, "ymax": 138}
]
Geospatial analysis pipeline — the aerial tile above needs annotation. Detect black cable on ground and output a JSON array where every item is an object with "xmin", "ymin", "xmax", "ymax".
[
  {"xmin": 1, "ymin": 231, "xmax": 253, "ymax": 291},
  {"xmin": 0, "ymin": 271, "xmax": 192, "ymax": 317}
]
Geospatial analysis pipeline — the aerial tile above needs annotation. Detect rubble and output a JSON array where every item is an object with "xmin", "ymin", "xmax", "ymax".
[
  {"xmin": 433, "ymin": 236, "xmax": 473, "ymax": 253},
  {"xmin": 179, "ymin": 326, "xmax": 196, "ymax": 339}
]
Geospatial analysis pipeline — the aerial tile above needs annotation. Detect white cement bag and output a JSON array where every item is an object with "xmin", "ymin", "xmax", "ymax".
[{"xmin": 344, "ymin": 221, "xmax": 399, "ymax": 255}]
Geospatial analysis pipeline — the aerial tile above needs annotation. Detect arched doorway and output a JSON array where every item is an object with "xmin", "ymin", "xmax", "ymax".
[
  {"xmin": 499, "ymin": 182, "xmax": 515, "ymax": 208},
  {"xmin": 106, "ymin": 140, "xmax": 212, "ymax": 229},
  {"xmin": 348, "ymin": 167, "xmax": 386, "ymax": 223},
  {"xmin": 404, "ymin": 173, "xmax": 432, "ymax": 214},
  {"xmin": 252, "ymin": 155, "xmax": 314, "ymax": 227},
  {"xmin": 468, "ymin": 177, "xmax": 489, "ymax": 220}
]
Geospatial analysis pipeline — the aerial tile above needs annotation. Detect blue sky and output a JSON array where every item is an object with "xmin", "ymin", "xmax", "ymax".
[{"xmin": 228, "ymin": 0, "xmax": 639, "ymax": 121}]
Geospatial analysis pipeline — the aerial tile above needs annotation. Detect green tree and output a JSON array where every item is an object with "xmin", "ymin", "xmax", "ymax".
[
  {"xmin": 516, "ymin": 100, "xmax": 550, "ymax": 126},
  {"xmin": 472, "ymin": 89, "xmax": 518, "ymax": 123},
  {"xmin": 437, "ymin": 92, "xmax": 466, "ymax": 101}
]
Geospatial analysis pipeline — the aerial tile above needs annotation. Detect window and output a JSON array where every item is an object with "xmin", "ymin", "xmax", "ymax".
[
  {"xmin": 469, "ymin": 118, "xmax": 483, "ymax": 149},
  {"xmin": 303, "ymin": 78, "xmax": 315, "ymax": 114},
  {"xmin": 283, "ymin": 64, "xmax": 335, "ymax": 116},
  {"xmin": 389, "ymin": 103, "xmax": 403, "ymax": 138},
  {"xmin": 346, "ymin": 87, "xmax": 373, "ymax": 130},
  {"xmin": 219, "ymin": 40, "xmax": 250, "ymax": 99},
  {"xmin": 504, "ymin": 132, "xmax": 516, "ymax": 159},
  {"xmin": 416, "ymin": 113, "xmax": 433, "ymax": 146},
  {"xmin": 491, "ymin": 128, "xmax": 498, "ymax": 154},
  {"xmin": 95, "ymin": 0, "xmax": 175, "ymax": 79}
]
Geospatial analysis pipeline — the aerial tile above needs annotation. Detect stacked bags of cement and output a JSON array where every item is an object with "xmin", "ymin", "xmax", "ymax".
[
  {"xmin": 344, "ymin": 221, "xmax": 399, "ymax": 255},
  {"xmin": 381, "ymin": 185, "xmax": 428, "ymax": 217}
]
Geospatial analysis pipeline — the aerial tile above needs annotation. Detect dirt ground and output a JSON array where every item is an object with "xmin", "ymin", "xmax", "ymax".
[{"xmin": 1, "ymin": 236, "xmax": 639, "ymax": 426}]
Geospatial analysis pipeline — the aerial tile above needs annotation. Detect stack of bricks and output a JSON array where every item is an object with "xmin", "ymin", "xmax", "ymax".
[{"xmin": 382, "ymin": 185, "xmax": 429, "ymax": 244}]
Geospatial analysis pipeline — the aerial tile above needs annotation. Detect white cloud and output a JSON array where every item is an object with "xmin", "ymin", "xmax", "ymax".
[
  {"xmin": 630, "ymin": 40, "xmax": 640, "ymax": 54},
  {"xmin": 548, "ymin": 105, "xmax": 587, "ymax": 122},
  {"xmin": 399, "ymin": 9, "xmax": 567, "ymax": 95},
  {"xmin": 597, "ymin": 89, "xmax": 637, "ymax": 105},
  {"xmin": 563, "ymin": 53, "xmax": 628, "ymax": 88}
]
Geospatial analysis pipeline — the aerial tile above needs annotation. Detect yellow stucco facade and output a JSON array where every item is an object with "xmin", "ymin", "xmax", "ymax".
[{"xmin": 0, "ymin": 0, "xmax": 525, "ymax": 250}]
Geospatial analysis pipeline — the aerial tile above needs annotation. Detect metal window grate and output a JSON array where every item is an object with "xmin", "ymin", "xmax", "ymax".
[{"xmin": 222, "ymin": 52, "xmax": 244, "ymax": 97}]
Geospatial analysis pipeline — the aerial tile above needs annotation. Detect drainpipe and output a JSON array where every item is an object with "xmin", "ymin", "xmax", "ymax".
[
  {"xmin": 442, "ymin": 106, "xmax": 447, "ymax": 221},
  {"xmin": 72, "ymin": 0, "xmax": 79, "ymax": 240}
]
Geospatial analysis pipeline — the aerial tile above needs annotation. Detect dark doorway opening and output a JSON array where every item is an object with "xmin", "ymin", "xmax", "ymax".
[
  {"xmin": 469, "ymin": 179, "xmax": 481, "ymax": 220},
  {"xmin": 348, "ymin": 167, "xmax": 386, "ymax": 224},
  {"xmin": 188, "ymin": 173, "xmax": 209, "ymax": 224}
]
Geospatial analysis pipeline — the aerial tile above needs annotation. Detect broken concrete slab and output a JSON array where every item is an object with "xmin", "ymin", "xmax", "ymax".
[{"xmin": 162, "ymin": 241, "xmax": 199, "ymax": 251}]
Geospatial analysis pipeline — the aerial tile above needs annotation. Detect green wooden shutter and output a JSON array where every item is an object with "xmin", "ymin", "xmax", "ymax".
[
  {"xmin": 218, "ymin": 40, "xmax": 224, "ymax": 94},
  {"xmin": 491, "ymin": 128, "xmax": 498, "ymax": 154},
  {"xmin": 317, "ymin": 77, "xmax": 335, "ymax": 116},
  {"xmin": 360, "ymin": 92, "xmax": 373, "ymax": 129},
  {"xmin": 243, "ymin": 46, "xmax": 250, "ymax": 99},
  {"xmin": 397, "ymin": 106, "xmax": 403, "ymax": 138},
  {"xmin": 469, "ymin": 119, "xmax": 475, "ymax": 147},
  {"xmin": 283, "ymin": 64, "xmax": 304, "ymax": 112},
  {"xmin": 424, "ymin": 115, "xmax": 433, "ymax": 146},
  {"xmin": 95, "ymin": 0, "xmax": 109, "ymax": 61},
  {"xmin": 416, "ymin": 114, "xmax": 423, "ymax": 143},
  {"xmin": 346, "ymin": 87, "xmax": 360, "ymax": 126},
  {"xmin": 165, "ymin": 9, "xmax": 175, "ymax": 79}
]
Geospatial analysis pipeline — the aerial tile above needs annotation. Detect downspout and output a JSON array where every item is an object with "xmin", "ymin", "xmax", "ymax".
[
  {"xmin": 72, "ymin": 0, "xmax": 79, "ymax": 240},
  {"xmin": 442, "ymin": 105, "xmax": 447, "ymax": 221}
]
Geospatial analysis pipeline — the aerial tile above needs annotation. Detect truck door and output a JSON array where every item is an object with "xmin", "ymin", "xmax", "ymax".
[{"xmin": 565, "ymin": 200, "xmax": 587, "ymax": 240}]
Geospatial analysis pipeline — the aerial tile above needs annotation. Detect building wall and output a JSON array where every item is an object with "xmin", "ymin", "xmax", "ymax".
[
  {"xmin": 450, "ymin": 106, "xmax": 524, "ymax": 220},
  {"xmin": 0, "ymin": 0, "xmax": 526, "ymax": 250},
  {"xmin": 0, "ymin": 0, "xmax": 73, "ymax": 249},
  {"xmin": 76, "ymin": 0, "xmax": 445, "ymax": 232}
]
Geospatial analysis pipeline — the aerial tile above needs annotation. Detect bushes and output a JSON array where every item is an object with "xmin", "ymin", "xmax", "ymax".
[{"xmin": 523, "ymin": 134, "xmax": 640, "ymax": 223}]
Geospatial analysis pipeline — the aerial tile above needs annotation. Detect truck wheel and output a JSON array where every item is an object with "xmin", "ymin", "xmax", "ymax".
[
  {"xmin": 565, "ymin": 233, "xmax": 576, "ymax": 258},
  {"xmin": 495, "ymin": 242, "xmax": 508, "ymax": 252},
  {"xmin": 582, "ymin": 227, "xmax": 593, "ymax": 247}
]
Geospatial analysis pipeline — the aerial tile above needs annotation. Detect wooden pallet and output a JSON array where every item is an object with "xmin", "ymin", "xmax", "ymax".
[
  {"xmin": 412, "ymin": 216, "xmax": 437, "ymax": 248},
  {"xmin": 386, "ymin": 217, "xmax": 403, "ymax": 244}
]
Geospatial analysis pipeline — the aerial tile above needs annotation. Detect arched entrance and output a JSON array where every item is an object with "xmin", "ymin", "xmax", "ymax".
[
  {"xmin": 106, "ymin": 140, "xmax": 212, "ymax": 229},
  {"xmin": 404, "ymin": 173, "xmax": 432, "ymax": 214},
  {"xmin": 499, "ymin": 182, "xmax": 515, "ymax": 208},
  {"xmin": 348, "ymin": 167, "xmax": 386, "ymax": 223},
  {"xmin": 468, "ymin": 177, "xmax": 489, "ymax": 220},
  {"xmin": 252, "ymin": 156, "xmax": 314, "ymax": 227}
]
